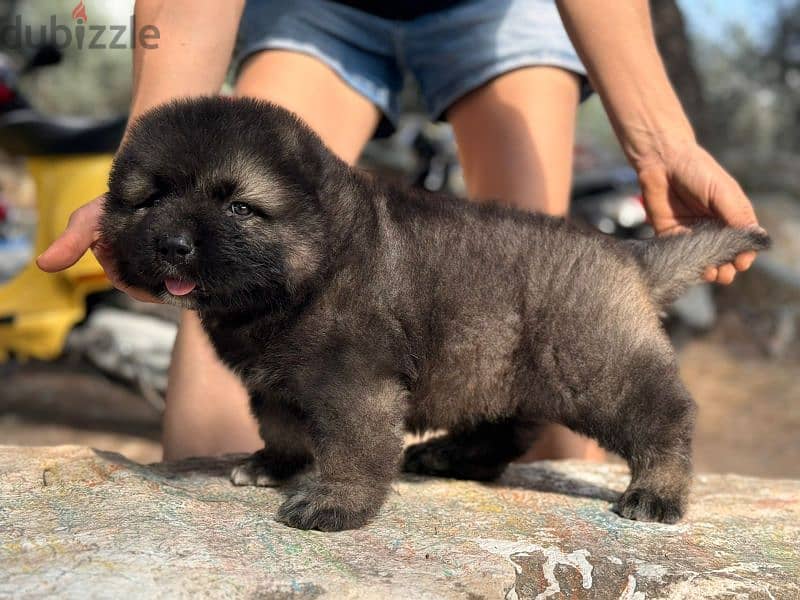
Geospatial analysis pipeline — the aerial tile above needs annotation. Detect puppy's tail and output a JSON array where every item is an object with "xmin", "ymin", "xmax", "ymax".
[{"xmin": 625, "ymin": 223, "xmax": 771, "ymax": 307}]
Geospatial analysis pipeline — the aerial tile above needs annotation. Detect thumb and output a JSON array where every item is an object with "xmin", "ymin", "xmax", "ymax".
[
  {"xmin": 707, "ymin": 179, "xmax": 763, "ymax": 276},
  {"xmin": 36, "ymin": 196, "xmax": 105, "ymax": 273},
  {"xmin": 638, "ymin": 165, "xmax": 689, "ymax": 236}
]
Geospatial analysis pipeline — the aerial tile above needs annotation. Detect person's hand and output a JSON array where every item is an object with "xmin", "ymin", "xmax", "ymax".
[
  {"xmin": 36, "ymin": 194, "xmax": 160, "ymax": 303},
  {"xmin": 635, "ymin": 141, "xmax": 762, "ymax": 285}
]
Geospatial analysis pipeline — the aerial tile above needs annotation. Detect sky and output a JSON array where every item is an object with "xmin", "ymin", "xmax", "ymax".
[{"xmin": 677, "ymin": 0, "xmax": 788, "ymax": 46}]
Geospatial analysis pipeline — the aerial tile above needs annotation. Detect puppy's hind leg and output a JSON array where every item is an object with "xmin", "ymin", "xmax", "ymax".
[
  {"xmin": 403, "ymin": 419, "xmax": 539, "ymax": 481},
  {"xmin": 231, "ymin": 398, "xmax": 313, "ymax": 487},
  {"xmin": 584, "ymin": 370, "xmax": 696, "ymax": 524}
]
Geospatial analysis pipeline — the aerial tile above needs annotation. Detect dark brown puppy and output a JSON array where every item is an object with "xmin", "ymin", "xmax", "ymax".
[{"xmin": 101, "ymin": 97, "xmax": 769, "ymax": 531}]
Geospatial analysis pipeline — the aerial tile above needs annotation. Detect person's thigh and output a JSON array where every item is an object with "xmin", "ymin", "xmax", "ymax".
[
  {"xmin": 237, "ymin": 50, "xmax": 381, "ymax": 164},
  {"xmin": 449, "ymin": 66, "xmax": 605, "ymax": 462},
  {"xmin": 448, "ymin": 66, "xmax": 579, "ymax": 215},
  {"xmin": 162, "ymin": 50, "xmax": 380, "ymax": 461}
]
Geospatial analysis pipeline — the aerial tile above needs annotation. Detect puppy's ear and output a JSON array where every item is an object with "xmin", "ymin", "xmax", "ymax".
[{"xmin": 114, "ymin": 167, "xmax": 158, "ymax": 208}]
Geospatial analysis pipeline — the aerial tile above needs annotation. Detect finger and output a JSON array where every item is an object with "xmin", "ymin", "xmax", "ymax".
[
  {"xmin": 89, "ymin": 238, "xmax": 118, "ymax": 275},
  {"xmin": 716, "ymin": 263, "xmax": 737, "ymax": 285},
  {"xmin": 117, "ymin": 283, "xmax": 162, "ymax": 304},
  {"xmin": 91, "ymin": 242, "xmax": 161, "ymax": 304},
  {"xmin": 638, "ymin": 167, "xmax": 667, "ymax": 224},
  {"xmin": 639, "ymin": 168, "xmax": 694, "ymax": 236},
  {"xmin": 734, "ymin": 251, "xmax": 756, "ymax": 272},
  {"xmin": 710, "ymin": 180, "xmax": 759, "ymax": 229},
  {"xmin": 36, "ymin": 197, "xmax": 105, "ymax": 272},
  {"xmin": 703, "ymin": 266, "xmax": 718, "ymax": 282}
]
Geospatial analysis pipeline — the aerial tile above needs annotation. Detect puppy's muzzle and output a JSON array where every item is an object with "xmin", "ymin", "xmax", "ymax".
[{"xmin": 158, "ymin": 233, "xmax": 195, "ymax": 264}]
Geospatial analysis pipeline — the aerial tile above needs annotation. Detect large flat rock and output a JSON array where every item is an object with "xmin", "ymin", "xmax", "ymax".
[{"xmin": 1, "ymin": 446, "xmax": 797, "ymax": 599}]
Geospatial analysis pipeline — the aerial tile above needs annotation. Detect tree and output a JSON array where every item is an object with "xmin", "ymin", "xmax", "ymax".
[
  {"xmin": 650, "ymin": 0, "xmax": 710, "ymax": 144},
  {"xmin": 765, "ymin": 1, "xmax": 800, "ymax": 152}
]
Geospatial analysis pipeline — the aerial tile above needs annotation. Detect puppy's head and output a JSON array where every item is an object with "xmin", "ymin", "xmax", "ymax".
[{"xmin": 101, "ymin": 97, "xmax": 334, "ymax": 311}]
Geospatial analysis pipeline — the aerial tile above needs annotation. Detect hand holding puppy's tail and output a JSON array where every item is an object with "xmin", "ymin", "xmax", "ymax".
[{"xmin": 626, "ymin": 223, "xmax": 771, "ymax": 307}]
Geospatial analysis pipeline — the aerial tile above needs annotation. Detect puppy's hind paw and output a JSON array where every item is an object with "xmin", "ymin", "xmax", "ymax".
[
  {"xmin": 230, "ymin": 448, "xmax": 311, "ymax": 487},
  {"xmin": 615, "ymin": 488, "xmax": 685, "ymax": 524},
  {"xmin": 230, "ymin": 461, "xmax": 280, "ymax": 487},
  {"xmin": 403, "ymin": 439, "xmax": 505, "ymax": 482},
  {"xmin": 275, "ymin": 480, "xmax": 383, "ymax": 531}
]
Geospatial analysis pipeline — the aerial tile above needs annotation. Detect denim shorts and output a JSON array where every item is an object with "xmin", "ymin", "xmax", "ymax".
[{"xmin": 234, "ymin": 0, "xmax": 591, "ymax": 123}]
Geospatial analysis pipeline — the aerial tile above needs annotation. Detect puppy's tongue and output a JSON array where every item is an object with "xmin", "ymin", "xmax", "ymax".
[{"xmin": 164, "ymin": 278, "xmax": 196, "ymax": 296}]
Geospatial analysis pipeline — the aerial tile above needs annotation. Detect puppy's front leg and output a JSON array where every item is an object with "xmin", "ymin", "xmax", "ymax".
[
  {"xmin": 231, "ymin": 398, "xmax": 314, "ymax": 487},
  {"xmin": 276, "ymin": 377, "xmax": 405, "ymax": 531}
]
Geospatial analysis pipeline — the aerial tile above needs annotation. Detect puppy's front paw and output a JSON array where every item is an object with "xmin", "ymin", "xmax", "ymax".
[
  {"xmin": 615, "ymin": 488, "xmax": 685, "ymax": 524},
  {"xmin": 275, "ymin": 480, "xmax": 384, "ymax": 531}
]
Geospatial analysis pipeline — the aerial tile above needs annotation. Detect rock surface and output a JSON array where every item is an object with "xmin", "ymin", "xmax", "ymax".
[{"xmin": 1, "ymin": 446, "xmax": 798, "ymax": 599}]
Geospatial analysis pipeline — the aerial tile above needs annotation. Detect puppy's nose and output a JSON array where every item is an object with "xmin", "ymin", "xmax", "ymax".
[{"xmin": 158, "ymin": 234, "xmax": 194, "ymax": 262}]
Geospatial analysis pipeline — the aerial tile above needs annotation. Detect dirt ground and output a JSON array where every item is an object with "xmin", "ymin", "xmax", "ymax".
[
  {"xmin": 679, "ymin": 329, "xmax": 799, "ymax": 479},
  {"xmin": 1, "ymin": 312, "xmax": 797, "ymax": 477},
  {"xmin": 0, "ymin": 418, "xmax": 162, "ymax": 463}
]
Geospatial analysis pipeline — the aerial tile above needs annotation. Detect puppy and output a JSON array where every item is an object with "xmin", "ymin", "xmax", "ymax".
[{"xmin": 101, "ymin": 97, "xmax": 769, "ymax": 531}]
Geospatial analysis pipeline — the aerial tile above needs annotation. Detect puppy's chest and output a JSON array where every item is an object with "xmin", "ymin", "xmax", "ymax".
[{"xmin": 202, "ymin": 318, "xmax": 291, "ymax": 383}]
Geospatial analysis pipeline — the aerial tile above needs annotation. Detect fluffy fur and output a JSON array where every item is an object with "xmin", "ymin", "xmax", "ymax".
[{"xmin": 101, "ymin": 97, "xmax": 770, "ymax": 531}]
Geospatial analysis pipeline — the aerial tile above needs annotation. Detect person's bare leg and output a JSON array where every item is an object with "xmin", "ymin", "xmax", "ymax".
[
  {"xmin": 162, "ymin": 312, "xmax": 260, "ymax": 460},
  {"xmin": 236, "ymin": 51, "xmax": 380, "ymax": 163},
  {"xmin": 448, "ymin": 66, "xmax": 605, "ymax": 461},
  {"xmin": 162, "ymin": 51, "xmax": 380, "ymax": 460}
]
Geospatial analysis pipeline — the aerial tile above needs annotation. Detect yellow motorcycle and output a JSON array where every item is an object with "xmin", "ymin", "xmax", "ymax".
[{"xmin": 0, "ymin": 46, "xmax": 124, "ymax": 361}]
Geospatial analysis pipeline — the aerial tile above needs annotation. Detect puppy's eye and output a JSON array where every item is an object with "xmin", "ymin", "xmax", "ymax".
[
  {"xmin": 134, "ymin": 175, "xmax": 170, "ymax": 210},
  {"xmin": 229, "ymin": 202, "xmax": 252, "ymax": 217},
  {"xmin": 136, "ymin": 191, "xmax": 162, "ymax": 210}
]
